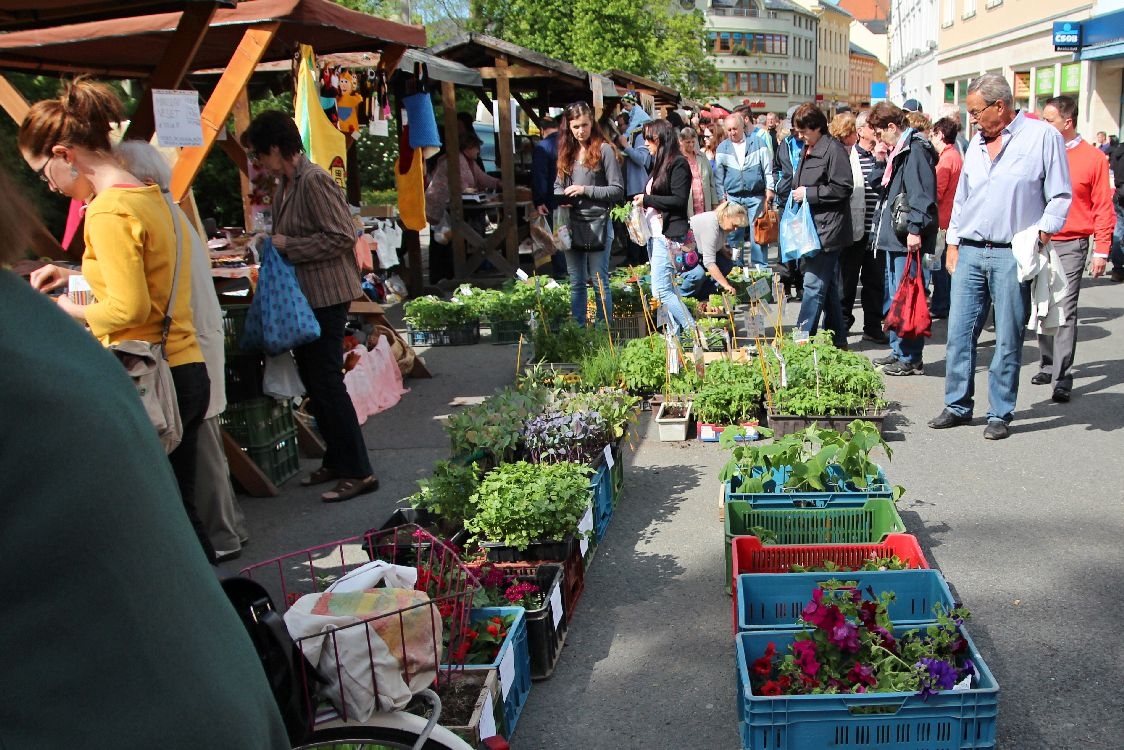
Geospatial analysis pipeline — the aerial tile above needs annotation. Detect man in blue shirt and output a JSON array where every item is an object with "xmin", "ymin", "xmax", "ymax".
[
  {"xmin": 531, "ymin": 116, "xmax": 566, "ymax": 278},
  {"xmin": 714, "ymin": 113, "xmax": 775, "ymax": 267},
  {"xmin": 927, "ymin": 74, "xmax": 1072, "ymax": 440}
]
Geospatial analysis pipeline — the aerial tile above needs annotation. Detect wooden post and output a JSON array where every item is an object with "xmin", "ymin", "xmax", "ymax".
[
  {"xmin": 231, "ymin": 89, "xmax": 253, "ymax": 231},
  {"xmin": 0, "ymin": 73, "xmax": 29, "ymax": 123},
  {"xmin": 495, "ymin": 56, "xmax": 518, "ymax": 267},
  {"xmin": 124, "ymin": 1, "xmax": 219, "ymax": 141},
  {"xmin": 171, "ymin": 24, "xmax": 279, "ymax": 202},
  {"xmin": 441, "ymin": 78, "xmax": 466, "ymax": 278}
]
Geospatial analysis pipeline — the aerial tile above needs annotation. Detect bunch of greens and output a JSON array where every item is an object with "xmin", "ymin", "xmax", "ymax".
[
  {"xmin": 609, "ymin": 202, "xmax": 633, "ymax": 223},
  {"xmin": 531, "ymin": 321, "xmax": 609, "ymax": 364},
  {"xmin": 403, "ymin": 296, "xmax": 478, "ymax": 330},
  {"xmin": 694, "ymin": 360, "xmax": 764, "ymax": 425},
  {"xmin": 523, "ymin": 409, "xmax": 611, "ymax": 465},
  {"xmin": 446, "ymin": 386, "xmax": 548, "ymax": 465},
  {"xmin": 451, "ymin": 284, "xmax": 499, "ymax": 321},
  {"xmin": 719, "ymin": 419, "xmax": 903, "ymax": 501},
  {"xmin": 466, "ymin": 461, "xmax": 594, "ymax": 549},
  {"xmin": 406, "ymin": 460, "xmax": 481, "ymax": 526},
  {"xmin": 764, "ymin": 332, "xmax": 886, "ymax": 416},
  {"xmin": 557, "ymin": 388, "xmax": 639, "ymax": 438}
]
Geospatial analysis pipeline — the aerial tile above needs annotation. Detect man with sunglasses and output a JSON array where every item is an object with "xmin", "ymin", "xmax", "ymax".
[{"xmin": 927, "ymin": 73, "xmax": 1071, "ymax": 440}]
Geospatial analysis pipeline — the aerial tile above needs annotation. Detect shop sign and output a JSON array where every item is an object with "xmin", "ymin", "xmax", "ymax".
[
  {"xmin": 1052, "ymin": 21, "xmax": 1082, "ymax": 51},
  {"xmin": 1035, "ymin": 67, "xmax": 1056, "ymax": 97},
  {"xmin": 1060, "ymin": 63, "xmax": 1082, "ymax": 92}
]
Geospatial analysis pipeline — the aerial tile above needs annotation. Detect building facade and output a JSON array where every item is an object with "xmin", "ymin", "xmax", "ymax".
[
  {"xmin": 937, "ymin": 0, "xmax": 1117, "ymax": 136},
  {"xmin": 812, "ymin": 1, "xmax": 856, "ymax": 113},
  {"xmin": 703, "ymin": 0, "xmax": 819, "ymax": 114},
  {"xmin": 849, "ymin": 43, "xmax": 886, "ymax": 108},
  {"xmin": 888, "ymin": 0, "xmax": 939, "ymax": 111}
]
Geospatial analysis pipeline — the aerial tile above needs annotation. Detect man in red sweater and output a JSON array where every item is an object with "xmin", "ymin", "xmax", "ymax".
[{"xmin": 1037, "ymin": 96, "xmax": 1114, "ymax": 402}]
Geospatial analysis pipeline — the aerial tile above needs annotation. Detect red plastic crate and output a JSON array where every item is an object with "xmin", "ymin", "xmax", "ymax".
[{"xmin": 730, "ymin": 533, "xmax": 929, "ymax": 633}]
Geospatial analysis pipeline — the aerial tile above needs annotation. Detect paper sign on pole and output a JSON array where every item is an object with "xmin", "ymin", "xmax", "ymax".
[{"xmin": 152, "ymin": 89, "xmax": 203, "ymax": 147}]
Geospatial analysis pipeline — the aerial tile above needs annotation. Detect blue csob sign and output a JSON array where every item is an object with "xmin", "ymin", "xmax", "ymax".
[{"xmin": 1053, "ymin": 21, "xmax": 1082, "ymax": 51}]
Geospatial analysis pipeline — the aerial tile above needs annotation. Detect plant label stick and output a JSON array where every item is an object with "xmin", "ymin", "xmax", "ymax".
[{"xmin": 666, "ymin": 331, "xmax": 680, "ymax": 375}]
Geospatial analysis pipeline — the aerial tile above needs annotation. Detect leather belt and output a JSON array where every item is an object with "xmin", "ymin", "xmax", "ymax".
[{"xmin": 959, "ymin": 238, "xmax": 1012, "ymax": 248}]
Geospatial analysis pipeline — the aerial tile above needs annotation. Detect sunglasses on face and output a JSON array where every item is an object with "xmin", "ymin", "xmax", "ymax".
[{"xmin": 34, "ymin": 155, "xmax": 54, "ymax": 183}]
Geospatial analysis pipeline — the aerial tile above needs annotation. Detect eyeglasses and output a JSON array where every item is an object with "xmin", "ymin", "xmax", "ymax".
[
  {"xmin": 34, "ymin": 155, "xmax": 54, "ymax": 184},
  {"xmin": 968, "ymin": 101, "xmax": 999, "ymax": 119}
]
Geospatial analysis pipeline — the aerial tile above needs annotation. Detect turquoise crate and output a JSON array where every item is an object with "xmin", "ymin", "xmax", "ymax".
[
  {"xmin": 735, "ymin": 569, "xmax": 956, "ymax": 632},
  {"xmin": 726, "ymin": 465, "xmax": 892, "ymax": 509},
  {"xmin": 723, "ymin": 498, "xmax": 906, "ymax": 594},
  {"xmin": 591, "ymin": 458, "xmax": 613, "ymax": 543},
  {"xmin": 463, "ymin": 607, "xmax": 531, "ymax": 739},
  {"xmin": 736, "ymin": 626, "xmax": 998, "ymax": 750}
]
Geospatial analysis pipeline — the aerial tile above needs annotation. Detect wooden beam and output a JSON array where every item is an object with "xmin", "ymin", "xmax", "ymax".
[
  {"xmin": 441, "ymin": 79, "xmax": 467, "ymax": 278},
  {"xmin": 473, "ymin": 88, "xmax": 495, "ymax": 115},
  {"xmin": 230, "ymin": 89, "xmax": 253, "ymax": 231},
  {"xmin": 222, "ymin": 429, "xmax": 277, "ymax": 497},
  {"xmin": 0, "ymin": 73, "xmax": 29, "ymax": 124},
  {"xmin": 495, "ymin": 56, "xmax": 519, "ymax": 266},
  {"xmin": 171, "ymin": 24, "xmax": 278, "ymax": 202},
  {"xmin": 125, "ymin": 1, "xmax": 219, "ymax": 141},
  {"xmin": 478, "ymin": 64, "xmax": 552, "ymax": 79},
  {"xmin": 511, "ymin": 92, "xmax": 540, "ymax": 128}
]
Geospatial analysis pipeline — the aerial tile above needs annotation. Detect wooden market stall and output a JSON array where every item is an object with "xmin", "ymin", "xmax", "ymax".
[
  {"xmin": 426, "ymin": 33, "xmax": 620, "ymax": 280},
  {"xmin": 602, "ymin": 69, "xmax": 681, "ymax": 117},
  {"xmin": 0, "ymin": 0, "xmax": 426, "ymax": 496}
]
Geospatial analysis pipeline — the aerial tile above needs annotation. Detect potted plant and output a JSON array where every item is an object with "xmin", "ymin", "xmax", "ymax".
[
  {"xmin": 619, "ymin": 335, "xmax": 668, "ymax": 395},
  {"xmin": 576, "ymin": 340, "xmax": 621, "ymax": 389},
  {"xmin": 655, "ymin": 398, "xmax": 693, "ymax": 441},
  {"xmin": 694, "ymin": 360, "xmax": 764, "ymax": 441},
  {"xmin": 522, "ymin": 409, "xmax": 611, "ymax": 466},
  {"xmin": 400, "ymin": 459, "xmax": 481, "ymax": 539},
  {"xmin": 762, "ymin": 332, "xmax": 888, "ymax": 435},
  {"xmin": 466, "ymin": 460, "xmax": 594, "ymax": 553},
  {"xmin": 403, "ymin": 295, "xmax": 480, "ymax": 346},
  {"xmin": 446, "ymin": 386, "xmax": 548, "ymax": 467}
]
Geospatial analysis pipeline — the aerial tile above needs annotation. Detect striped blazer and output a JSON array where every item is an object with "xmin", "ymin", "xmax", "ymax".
[{"xmin": 273, "ymin": 155, "xmax": 363, "ymax": 309}]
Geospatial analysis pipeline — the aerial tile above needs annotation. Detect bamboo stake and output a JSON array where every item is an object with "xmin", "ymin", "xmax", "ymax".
[
  {"xmin": 595, "ymin": 274, "xmax": 614, "ymax": 351},
  {"xmin": 515, "ymin": 334, "xmax": 524, "ymax": 380}
]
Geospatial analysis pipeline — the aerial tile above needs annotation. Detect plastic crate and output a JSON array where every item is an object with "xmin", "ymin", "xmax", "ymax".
[
  {"xmin": 244, "ymin": 429, "xmax": 300, "ymax": 486},
  {"xmin": 221, "ymin": 304, "xmax": 251, "ymax": 353},
  {"xmin": 724, "ymin": 465, "xmax": 893, "ymax": 509},
  {"xmin": 489, "ymin": 319, "xmax": 530, "ymax": 345},
  {"xmin": 220, "ymin": 397, "xmax": 296, "ymax": 448},
  {"xmin": 766, "ymin": 409, "xmax": 888, "ymax": 438},
  {"xmin": 723, "ymin": 498, "xmax": 906, "ymax": 593},
  {"xmin": 607, "ymin": 313, "xmax": 648, "ymax": 341},
  {"xmin": 698, "ymin": 422, "xmax": 761, "ymax": 443},
  {"xmin": 463, "ymin": 607, "xmax": 532, "ymax": 739},
  {"xmin": 730, "ymin": 533, "xmax": 929, "ymax": 576},
  {"xmin": 407, "ymin": 324, "xmax": 481, "ymax": 347},
  {"xmin": 735, "ymin": 569, "xmax": 955, "ymax": 633},
  {"xmin": 735, "ymin": 627, "xmax": 998, "ymax": 750},
  {"xmin": 591, "ymin": 459, "xmax": 614, "ymax": 543},
  {"xmin": 223, "ymin": 353, "xmax": 264, "ymax": 404},
  {"xmin": 483, "ymin": 536, "xmax": 585, "ymax": 622},
  {"xmin": 440, "ymin": 669, "xmax": 506, "ymax": 748},
  {"xmin": 372, "ymin": 507, "xmax": 469, "ymax": 550},
  {"xmin": 610, "ymin": 434, "xmax": 625, "ymax": 505}
]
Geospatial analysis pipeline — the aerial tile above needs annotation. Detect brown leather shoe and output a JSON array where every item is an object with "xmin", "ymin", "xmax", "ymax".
[{"xmin": 321, "ymin": 475, "xmax": 379, "ymax": 503}]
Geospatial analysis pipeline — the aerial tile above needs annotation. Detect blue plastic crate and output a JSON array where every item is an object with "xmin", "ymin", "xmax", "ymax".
[
  {"xmin": 734, "ymin": 569, "xmax": 956, "ymax": 632},
  {"xmin": 736, "ymin": 626, "xmax": 999, "ymax": 750},
  {"xmin": 591, "ymin": 459, "xmax": 614, "ymax": 543},
  {"xmin": 463, "ymin": 607, "xmax": 531, "ymax": 739},
  {"xmin": 726, "ymin": 464, "xmax": 893, "ymax": 509}
]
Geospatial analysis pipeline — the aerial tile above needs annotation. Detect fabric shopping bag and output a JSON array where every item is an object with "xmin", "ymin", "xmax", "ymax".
[
  {"xmin": 778, "ymin": 195, "xmax": 821, "ymax": 263},
  {"xmin": 240, "ymin": 237, "xmax": 321, "ymax": 356},
  {"xmin": 883, "ymin": 251, "xmax": 932, "ymax": 339}
]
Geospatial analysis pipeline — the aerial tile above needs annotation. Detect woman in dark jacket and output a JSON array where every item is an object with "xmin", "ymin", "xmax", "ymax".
[
  {"xmin": 867, "ymin": 101, "xmax": 938, "ymax": 376},
  {"xmin": 789, "ymin": 103, "xmax": 853, "ymax": 348},
  {"xmin": 633, "ymin": 118, "xmax": 695, "ymax": 333}
]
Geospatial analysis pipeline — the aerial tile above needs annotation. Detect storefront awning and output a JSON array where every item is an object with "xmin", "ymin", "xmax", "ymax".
[{"xmin": 1076, "ymin": 8, "xmax": 1124, "ymax": 62}]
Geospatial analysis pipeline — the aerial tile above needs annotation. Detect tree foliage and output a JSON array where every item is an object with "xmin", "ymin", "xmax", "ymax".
[{"xmin": 469, "ymin": 0, "xmax": 718, "ymax": 99}]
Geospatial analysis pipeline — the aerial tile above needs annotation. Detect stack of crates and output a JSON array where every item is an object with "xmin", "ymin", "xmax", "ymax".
[{"xmin": 220, "ymin": 305, "xmax": 300, "ymax": 486}]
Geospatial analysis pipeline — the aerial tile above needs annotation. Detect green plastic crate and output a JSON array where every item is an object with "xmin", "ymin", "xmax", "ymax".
[
  {"xmin": 723, "ymin": 498, "xmax": 906, "ymax": 593},
  {"xmin": 244, "ymin": 429, "xmax": 300, "ymax": 486},
  {"xmin": 490, "ymin": 319, "xmax": 530, "ymax": 345},
  {"xmin": 220, "ymin": 397, "xmax": 296, "ymax": 448},
  {"xmin": 221, "ymin": 304, "xmax": 251, "ymax": 353}
]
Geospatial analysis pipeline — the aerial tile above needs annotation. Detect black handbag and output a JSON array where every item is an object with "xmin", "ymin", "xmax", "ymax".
[
  {"xmin": 570, "ymin": 210, "xmax": 609, "ymax": 251},
  {"xmin": 890, "ymin": 191, "xmax": 911, "ymax": 240}
]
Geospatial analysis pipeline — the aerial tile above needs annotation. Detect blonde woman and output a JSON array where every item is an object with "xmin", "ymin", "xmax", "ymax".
[{"xmin": 680, "ymin": 200, "xmax": 750, "ymax": 300}]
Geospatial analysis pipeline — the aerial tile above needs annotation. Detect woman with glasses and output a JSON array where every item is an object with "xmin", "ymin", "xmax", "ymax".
[
  {"xmin": 21, "ymin": 78, "xmax": 216, "ymax": 562},
  {"xmin": 633, "ymin": 118, "xmax": 695, "ymax": 334},
  {"xmin": 678, "ymin": 126, "xmax": 719, "ymax": 216},
  {"xmin": 555, "ymin": 101, "xmax": 624, "ymax": 325}
]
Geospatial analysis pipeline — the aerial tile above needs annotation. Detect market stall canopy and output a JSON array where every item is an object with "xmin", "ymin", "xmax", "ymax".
[
  {"xmin": 0, "ymin": 0, "xmax": 426, "ymax": 78},
  {"xmin": 603, "ymin": 68, "xmax": 680, "ymax": 112},
  {"xmin": 0, "ymin": 0, "xmax": 234, "ymax": 32},
  {"xmin": 208, "ymin": 47, "xmax": 483, "ymax": 88}
]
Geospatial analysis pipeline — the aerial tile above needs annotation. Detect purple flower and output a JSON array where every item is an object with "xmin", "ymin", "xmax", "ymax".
[
  {"xmin": 847, "ymin": 662, "xmax": 877, "ymax": 687},
  {"xmin": 792, "ymin": 639, "xmax": 820, "ymax": 677},
  {"xmin": 916, "ymin": 657, "xmax": 959, "ymax": 698},
  {"xmin": 829, "ymin": 621, "xmax": 861, "ymax": 653}
]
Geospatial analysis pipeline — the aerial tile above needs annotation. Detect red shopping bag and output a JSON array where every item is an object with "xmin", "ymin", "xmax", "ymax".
[{"xmin": 883, "ymin": 251, "xmax": 931, "ymax": 339}]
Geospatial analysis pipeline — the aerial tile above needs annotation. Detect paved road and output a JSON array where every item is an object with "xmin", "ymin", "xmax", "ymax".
[{"xmin": 231, "ymin": 275, "xmax": 1124, "ymax": 750}]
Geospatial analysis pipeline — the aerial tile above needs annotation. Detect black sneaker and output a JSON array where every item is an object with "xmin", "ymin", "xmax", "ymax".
[
  {"xmin": 1031, "ymin": 372, "xmax": 1051, "ymax": 385},
  {"xmin": 1052, "ymin": 388, "xmax": 1071, "ymax": 403},
  {"xmin": 883, "ymin": 359, "xmax": 923, "ymax": 376},
  {"xmin": 862, "ymin": 330, "xmax": 890, "ymax": 344},
  {"xmin": 983, "ymin": 420, "xmax": 1009, "ymax": 440},
  {"xmin": 872, "ymin": 354, "xmax": 898, "ymax": 368},
  {"xmin": 928, "ymin": 409, "xmax": 972, "ymax": 429}
]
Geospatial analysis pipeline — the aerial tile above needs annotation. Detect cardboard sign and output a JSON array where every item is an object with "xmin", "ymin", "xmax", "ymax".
[{"xmin": 152, "ymin": 89, "xmax": 203, "ymax": 147}]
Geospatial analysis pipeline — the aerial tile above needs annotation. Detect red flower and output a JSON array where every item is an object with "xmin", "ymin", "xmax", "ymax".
[
  {"xmin": 486, "ymin": 624, "xmax": 500, "ymax": 636},
  {"xmin": 751, "ymin": 656, "xmax": 773, "ymax": 677},
  {"xmin": 760, "ymin": 680, "xmax": 783, "ymax": 696}
]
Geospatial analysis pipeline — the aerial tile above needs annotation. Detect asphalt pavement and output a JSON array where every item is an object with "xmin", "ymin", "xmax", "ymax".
[{"xmin": 228, "ymin": 273, "xmax": 1124, "ymax": 750}]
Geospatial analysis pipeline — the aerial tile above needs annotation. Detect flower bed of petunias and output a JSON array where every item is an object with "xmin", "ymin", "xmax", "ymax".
[{"xmin": 750, "ymin": 584, "xmax": 973, "ymax": 697}]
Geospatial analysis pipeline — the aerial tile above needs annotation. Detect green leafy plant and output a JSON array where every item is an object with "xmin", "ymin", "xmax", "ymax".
[
  {"xmin": 608, "ymin": 279, "xmax": 643, "ymax": 317},
  {"xmin": 694, "ymin": 360, "xmax": 764, "ymax": 425},
  {"xmin": 403, "ymin": 296, "xmax": 478, "ymax": 330},
  {"xmin": 719, "ymin": 420, "xmax": 904, "ymax": 501},
  {"xmin": 576, "ymin": 341, "xmax": 622, "ymax": 390},
  {"xmin": 609, "ymin": 202, "xmax": 633, "ymax": 223},
  {"xmin": 619, "ymin": 335, "xmax": 667, "ymax": 394},
  {"xmin": 406, "ymin": 460, "xmax": 480, "ymax": 527},
  {"xmin": 446, "ymin": 386, "xmax": 548, "ymax": 465},
  {"xmin": 763, "ymin": 332, "xmax": 887, "ymax": 416},
  {"xmin": 556, "ymin": 388, "xmax": 639, "ymax": 439},
  {"xmin": 451, "ymin": 284, "xmax": 500, "ymax": 321},
  {"xmin": 466, "ymin": 461, "xmax": 594, "ymax": 549},
  {"xmin": 532, "ymin": 321, "xmax": 608, "ymax": 364}
]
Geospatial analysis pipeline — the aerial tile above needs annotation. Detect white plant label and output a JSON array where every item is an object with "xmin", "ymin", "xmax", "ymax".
[
  {"xmin": 498, "ymin": 640, "xmax": 515, "ymax": 700},
  {"xmin": 550, "ymin": 583, "xmax": 564, "ymax": 628},
  {"xmin": 603, "ymin": 443, "xmax": 615, "ymax": 469},
  {"xmin": 578, "ymin": 505, "xmax": 594, "ymax": 556},
  {"xmin": 480, "ymin": 693, "xmax": 498, "ymax": 738},
  {"xmin": 515, "ymin": 269, "xmax": 530, "ymax": 281}
]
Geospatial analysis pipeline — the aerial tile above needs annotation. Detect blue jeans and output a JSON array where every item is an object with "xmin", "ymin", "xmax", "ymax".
[
  {"xmin": 1109, "ymin": 199, "xmax": 1124, "ymax": 273},
  {"xmin": 680, "ymin": 253, "xmax": 734, "ymax": 299},
  {"xmin": 944, "ymin": 245, "xmax": 1029, "ymax": 423},
  {"xmin": 883, "ymin": 250, "xmax": 925, "ymax": 363},
  {"xmin": 727, "ymin": 195, "xmax": 768, "ymax": 267},
  {"xmin": 564, "ymin": 222, "xmax": 613, "ymax": 325},
  {"xmin": 796, "ymin": 250, "xmax": 846, "ymax": 347},
  {"xmin": 648, "ymin": 234, "xmax": 695, "ymax": 334}
]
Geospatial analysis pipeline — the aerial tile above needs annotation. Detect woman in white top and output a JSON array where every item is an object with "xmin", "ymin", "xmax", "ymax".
[{"xmin": 680, "ymin": 200, "xmax": 750, "ymax": 300}]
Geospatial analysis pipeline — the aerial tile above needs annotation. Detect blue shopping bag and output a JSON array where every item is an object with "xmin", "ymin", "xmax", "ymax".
[
  {"xmin": 778, "ymin": 195, "xmax": 822, "ymax": 263},
  {"xmin": 240, "ymin": 238, "xmax": 321, "ymax": 356}
]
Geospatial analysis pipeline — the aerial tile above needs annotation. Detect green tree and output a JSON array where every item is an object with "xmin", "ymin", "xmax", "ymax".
[{"xmin": 469, "ymin": 0, "xmax": 717, "ymax": 99}]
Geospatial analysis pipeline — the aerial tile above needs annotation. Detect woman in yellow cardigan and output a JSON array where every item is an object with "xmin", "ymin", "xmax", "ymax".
[{"xmin": 21, "ymin": 78, "xmax": 215, "ymax": 563}]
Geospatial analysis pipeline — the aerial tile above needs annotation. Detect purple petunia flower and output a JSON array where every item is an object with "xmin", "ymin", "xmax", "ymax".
[
  {"xmin": 916, "ymin": 657, "xmax": 959, "ymax": 698},
  {"xmin": 829, "ymin": 621, "xmax": 861, "ymax": 653}
]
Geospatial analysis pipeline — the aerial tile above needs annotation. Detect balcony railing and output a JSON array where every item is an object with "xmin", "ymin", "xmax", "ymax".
[{"xmin": 708, "ymin": 7, "xmax": 776, "ymax": 18}]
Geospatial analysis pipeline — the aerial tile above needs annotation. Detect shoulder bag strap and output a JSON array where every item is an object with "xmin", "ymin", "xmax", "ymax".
[{"xmin": 160, "ymin": 190, "xmax": 185, "ymax": 357}]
